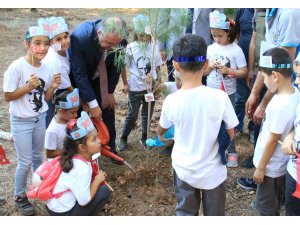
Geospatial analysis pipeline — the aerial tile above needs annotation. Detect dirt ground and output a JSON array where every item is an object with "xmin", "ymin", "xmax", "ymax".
[{"xmin": 0, "ymin": 8, "xmax": 263, "ymax": 216}]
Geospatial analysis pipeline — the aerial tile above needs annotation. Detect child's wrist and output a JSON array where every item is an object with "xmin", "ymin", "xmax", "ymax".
[{"xmin": 228, "ymin": 69, "xmax": 235, "ymax": 78}]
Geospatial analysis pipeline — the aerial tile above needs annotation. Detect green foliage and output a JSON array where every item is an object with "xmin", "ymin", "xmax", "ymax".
[{"xmin": 224, "ymin": 8, "xmax": 236, "ymax": 19}]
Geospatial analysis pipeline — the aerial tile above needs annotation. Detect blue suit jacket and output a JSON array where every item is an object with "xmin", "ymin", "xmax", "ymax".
[{"xmin": 68, "ymin": 19, "xmax": 126, "ymax": 104}]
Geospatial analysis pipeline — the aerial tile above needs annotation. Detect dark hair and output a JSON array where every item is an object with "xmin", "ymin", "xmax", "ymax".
[
  {"xmin": 172, "ymin": 34, "xmax": 207, "ymax": 73},
  {"xmin": 24, "ymin": 31, "xmax": 33, "ymax": 44},
  {"xmin": 60, "ymin": 123, "xmax": 88, "ymax": 172},
  {"xmin": 52, "ymin": 88, "xmax": 70, "ymax": 108},
  {"xmin": 210, "ymin": 18, "xmax": 237, "ymax": 43},
  {"xmin": 259, "ymin": 47, "xmax": 293, "ymax": 78}
]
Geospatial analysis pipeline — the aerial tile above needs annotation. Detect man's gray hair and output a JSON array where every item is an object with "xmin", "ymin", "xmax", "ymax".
[{"xmin": 97, "ymin": 17, "xmax": 128, "ymax": 40}]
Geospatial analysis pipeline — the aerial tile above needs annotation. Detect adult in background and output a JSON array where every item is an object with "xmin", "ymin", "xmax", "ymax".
[{"xmin": 68, "ymin": 17, "xmax": 128, "ymax": 157}]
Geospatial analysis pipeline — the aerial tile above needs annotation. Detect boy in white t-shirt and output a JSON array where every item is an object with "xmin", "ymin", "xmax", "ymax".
[
  {"xmin": 253, "ymin": 48, "xmax": 300, "ymax": 216},
  {"xmin": 45, "ymin": 88, "xmax": 80, "ymax": 159},
  {"xmin": 158, "ymin": 34, "xmax": 238, "ymax": 216},
  {"xmin": 39, "ymin": 17, "xmax": 73, "ymax": 127}
]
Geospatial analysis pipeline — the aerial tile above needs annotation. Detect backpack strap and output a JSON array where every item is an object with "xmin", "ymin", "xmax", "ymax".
[{"xmin": 52, "ymin": 189, "xmax": 71, "ymax": 199}]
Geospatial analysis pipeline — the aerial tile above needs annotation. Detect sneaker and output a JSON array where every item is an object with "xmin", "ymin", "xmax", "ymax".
[
  {"xmin": 226, "ymin": 153, "xmax": 238, "ymax": 168},
  {"xmin": 0, "ymin": 196, "xmax": 6, "ymax": 206},
  {"xmin": 241, "ymin": 155, "xmax": 254, "ymax": 168},
  {"xmin": 0, "ymin": 207, "xmax": 8, "ymax": 216},
  {"xmin": 140, "ymin": 139, "xmax": 147, "ymax": 150},
  {"xmin": 117, "ymin": 137, "xmax": 127, "ymax": 151},
  {"xmin": 14, "ymin": 196, "xmax": 35, "ymax": 216},
  {"xmin": 237, "ymin": 177, "xmax": 257, "ymax": 190}
]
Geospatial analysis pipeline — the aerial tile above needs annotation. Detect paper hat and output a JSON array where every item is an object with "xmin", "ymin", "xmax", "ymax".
[
  {"xmin": 209, "ymin": 10, "xmax": 230, "ymax": 30},
  {"xmin": 56, "ymin": 88, "xmax": 80, "ymax": 109},
  {"xmin": 27, "ymin": 25, "xmax": 50, "ymax": 39},
  {"xmin": 38, "ymin": 17, "xmax": 69, "ymax": 39},
  {"xmin": 296, "ymin": 51, "xmax": 300, "ymax": 62},
  {"xmin": 133, "ymin": 14, "xmax": 151, "ymax": 35},
  {"xmin": 68, "ymin": 111, "xmax": 96, "ymax": 140}
]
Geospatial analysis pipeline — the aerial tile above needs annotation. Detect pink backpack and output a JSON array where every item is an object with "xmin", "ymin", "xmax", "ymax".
[{"xmin": 27, "ymin": 155, "xmax": 97, "ymax": 201}]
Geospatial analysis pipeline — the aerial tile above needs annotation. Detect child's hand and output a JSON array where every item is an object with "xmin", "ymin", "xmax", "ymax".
[
  {"xmin": 51, "ymin": 73, "xmax": 61, "ymax": 89},
  {"xmin": 209, "ymin": 61, "xmax": 218, "ymax": 69},
  {"xmin": 145, "ymin": 74, "xmax": 153, "ymax": 84},
  {"xmin": 282, "ymin": 134, "xmax": 297, "ymax": 156},
  {"xmin": 94, "ymin": 170, "xmax": 107, "ymax": 185},
  {"xmin": 253, "ymin": 168, "xmax": 265, "ymax": 184},
  {"xmin": 27, "ymin": 74, "xmax": 40, "ymax": 90},
  {"xmin": 217, "ymin": 65, "xmax": 230, "ymax": 76}
]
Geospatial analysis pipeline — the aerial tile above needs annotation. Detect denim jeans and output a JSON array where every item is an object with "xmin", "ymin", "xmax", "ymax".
[
  {"xmin": 120, "ymin": 90, "xmax": 155, "ymax": 140},
  {"xmin": 227, "ymin": 93, "xmax": 236, "ymax": 154},
  {"xmin": 10, "ymin": 112, "xmax": 46, "ymax": 197}
]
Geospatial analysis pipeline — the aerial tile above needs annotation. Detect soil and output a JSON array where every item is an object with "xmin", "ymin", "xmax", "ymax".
[{"xmin": 0, "ymin": 8, "xmax": 263, "ymax": 216}]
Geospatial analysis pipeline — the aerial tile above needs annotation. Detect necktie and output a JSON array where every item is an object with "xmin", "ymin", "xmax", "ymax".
[{"xmin": 98, "ymin": 48, "xmax": 109, "ymax": 109}]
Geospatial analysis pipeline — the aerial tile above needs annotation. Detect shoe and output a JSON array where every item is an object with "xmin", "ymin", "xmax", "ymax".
[
  {"xmin": 0, "ymin": 196, "xmax": 6, "ymax": 206},
  {"xmin": 249, "ymin": 129, "xmax": 255, "ymax": 144},
  {"xmin": 237, "ymin": 178, "xmax": 257, "ymax": 190},
  {"xmin": 0, "ymin": 207, "xmax": 8, "ymax": 216},
  {"xmin": 117, "ymin": 137, "xmax": 127, "ymax": 151},
  {"xmin": 241, "ymin": 155, "xmax": 254, "ymax": 168},
  {"xmin": 140, "ymin": 139, "xmax": 148, "ymax": 150},
  {"xmin": 14, "ymin": 196, "xmax": 35, "ymax": 216},
  {"xmin": 226, "ymin": 153, "xmax": 238, "ymax": 168},
  {"xmin": 160, "ymin": 146, "xmax": 172, "ymax": 156}
]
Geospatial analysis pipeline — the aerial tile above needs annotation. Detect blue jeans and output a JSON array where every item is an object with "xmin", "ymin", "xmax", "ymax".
[
  {"xmin": 227, "ymin": 93, "xmax": 236, "ymax": 154},
  {"xmin": 120, "ymin": 91, "xmax": 155, "ymax": 140},
  {"xmin": 10, "ymin": 112, "xmax": 46, "ymax": 197}
]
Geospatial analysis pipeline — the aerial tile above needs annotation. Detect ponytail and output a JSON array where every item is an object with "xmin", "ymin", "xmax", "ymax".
[{"xmin": 227, "ymin": 18, "xmax": 237, "ymax": 43}]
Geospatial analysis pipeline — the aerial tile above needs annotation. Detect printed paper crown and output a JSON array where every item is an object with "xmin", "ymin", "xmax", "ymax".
[
  {"xmin": 38, "ymin": 17, "xmax": 69, "ymax": 39},
  {"xmin": 27, "ymin": 26, "xmax": 50, "ymax": 38},
  {"xmin": 209, "ymin": 10, "xmax": 230, "ymax": 30},
  {"xmin": 56, "ymin": 88, "xmax": 80, "ymax": 109},
  {"xmin": 68, "ymin": 111, "xmax": 96, "ymax": 140},
  {"xmin": 133, "ymin": 14, "xmax": 151, "ymax": 35}
]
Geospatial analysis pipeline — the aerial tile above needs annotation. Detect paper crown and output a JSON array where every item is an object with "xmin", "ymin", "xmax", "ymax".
[
  {"xmin": 38, "ymin": 17, "xmax": 69, "ymax": 39},
  {"xmin": 27, "ymin": 25, "xmax": 50, "ymax": 39},
  {"xmin": 56, "ymin": 88, "xmax": 80, "ymax": 109},
  {"xmin": 68, "ymin": 111, "xmax": 96, "ymax": 140},
  {"xmin": 133, "ymin": 14, "xmax": 151, "ymax": 35},
  {"xmin": 209, "ymin": 10, "xmax": 230, "ymax": 30}
]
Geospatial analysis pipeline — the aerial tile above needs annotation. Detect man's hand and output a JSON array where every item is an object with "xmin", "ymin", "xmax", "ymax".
[
  {"xmin": 253, "ymin": 103, "xmax": 265, "ymax": 125},
  {"xmin": 107, "ymin": 94, "xmax": 115, "ymax": 110},
  {"xmin": 90, "ymin": 106, "xmax": 102, "ymax": 119},
  {"xmin": 246, "ymin": 92, "xmax": 259, "ymax": 119}
]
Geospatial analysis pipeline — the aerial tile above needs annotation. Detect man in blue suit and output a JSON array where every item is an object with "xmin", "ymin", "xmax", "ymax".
[{"xmin": 68, "ymin": 17, "xmax": 128, "ymax": 156}]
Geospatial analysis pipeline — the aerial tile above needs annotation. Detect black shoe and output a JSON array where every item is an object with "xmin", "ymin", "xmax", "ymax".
[
  {"xmin": 241, "ymin": 155, "xmax": 254, "ymax": 168},
  {"xmin": 237, "ymin": 178, "xmax": 257, "ymax": 191},
  {"xmin": 14, "ymin": 196, "xmax": 35, "ymax": 216},
  {"xmin": 117, "ymin": 137, "xmax": 127, "ymax": 151}
]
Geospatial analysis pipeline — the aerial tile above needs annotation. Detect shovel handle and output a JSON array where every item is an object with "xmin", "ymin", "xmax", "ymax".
[{"xmin": 100, "ymin": 146, "xmax": 124, "ymax": 163}]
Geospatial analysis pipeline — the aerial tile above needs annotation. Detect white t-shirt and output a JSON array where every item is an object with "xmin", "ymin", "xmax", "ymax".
[
  {"xmin": 125, "ymin": 41, "xmax": 163, "ymax": 92},
  {"xmin": 287, "ymin": 104, "xmax": 300, "ymax": 181},
  {"xmin": 254, "ymin": 88, "xmax": 300, "ymax": 178},
  {"xmin": 46, "ymin": 159, "xmax": 92, "ymax": 213},
  {"xmin": 3, "ymin": 57, "xmax": 52, "ymax": 118},
  {"xmin": 206, "ymin": 42, "xmax": 247, "ymax": 95},
  {"xmin": 42, "ymin": 47, "xmax": 71, "ymax": 90},
  {"xmin": 45, "ymin": 118, "xmax": 67, "ymax": 151},
  {"xmin": 159, "ymin": 85, "xmax": 239, "ymax": 189}
]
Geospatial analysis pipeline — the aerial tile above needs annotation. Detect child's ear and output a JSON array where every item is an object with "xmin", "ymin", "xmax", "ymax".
[
  {"xmin": 272, "ymin": 71, "xmax": 279, "ymax": 82},
  {"xmin": 78, "ymin": 143, "xmax": 87, "ymax": 153},
  {"xmin": 173, "ymin": 61, "xmax": 180, "ymax": 72},
  {"xmin": 203, "ymin": 59, "xmax": 209, "ymax": 70}
]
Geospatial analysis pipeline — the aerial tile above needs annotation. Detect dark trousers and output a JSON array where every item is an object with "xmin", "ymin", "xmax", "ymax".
[
  {"xmin": 173, "ymin": 170, "xmax": 226, "ymax": 216},
  {"xmin": 46, "ymin": 185, "xmax": 111, "ymax": 216},
  {"xmin": 285, "ymin": 172, "xmax": 300, "ymax": 216},
  {"xmin": 120, "ymin": 90, "xmax": 155, "ymax": 140}
]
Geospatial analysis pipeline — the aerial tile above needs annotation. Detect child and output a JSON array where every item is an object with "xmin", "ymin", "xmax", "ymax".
[
  {"xmin": 45, "ymin": 88, "xmax": 80, "ymax": 159},
  {"xmin": 3, "ymin": 25, "xmax": 61, "ymax": 215},
  {"xmin": 45, "ymin": 111, "xmax": 111, "ymax": 216},
  {"xmin": 204, "ymin": 10, "xmax": 247, "ymax": 167},
  {"xmin": 39, "ymin": 17, "xmax": 73, "ymax": 127},
  {"xmin": 158, "ymin": 34, "xmax": 238, "ymax": 216},
  {"xmin": 280, "ymin": 51, "xmax": 300, "ymax": 216},
  {"xmin": 253, "ymin": 47, "xmax": 300, "ymax": 216},
  {"xmin": 117, "ymin": 14, "xmax": 163, "ymax": 151}
]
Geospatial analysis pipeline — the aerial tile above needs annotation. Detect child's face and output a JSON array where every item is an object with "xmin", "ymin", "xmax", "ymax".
[
  {"xmin": 261, "ymin": 71, "xmax": 277, "ymax": 94},
  {"xmin": 61, "ymin": 106, "xmax": 79, "ymax": 122},
  {"xmin": 51, "ymin": 32, "xmax": 70, "ymax": 52},
  {"xmin": 137, "ymin": 33, "xmax": 151, "ymax": 43},
  {"xmin": 211, "ymin": 29, "xmax": 229, "ymax": 45},
  {"xmin": 293, "ymin": 61, "xmax": 300, "ymax": 88},
  {"xmin": 86, "ymin": 129, "xmax": 101, "ymax": 155},
  {"xmin": 29, "ymin": 36, "xmax": 50, "ymax": 60}
]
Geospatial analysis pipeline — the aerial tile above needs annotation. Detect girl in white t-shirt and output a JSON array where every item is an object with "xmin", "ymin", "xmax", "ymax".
[
  {"xmin": 46, "ymin": 112, "xmax": 111, "ymax": 216},
  {"xmin": 117, "ymin": 14, "xmax": 163, "ymax": 151},
  {"xmin": 45, "ymin": 88, "xmax": 80, "ymax": 159},
  {"xmin": 3, "ymin": 25, "xmax": 61, "ymax": 215},
  {"xmin": 204, "ymin": 10, "xmax": 247, "ymax": 167},
  {"xmin": 39, "ymin": 17, "xmax": 73, "ymax": 127}
]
